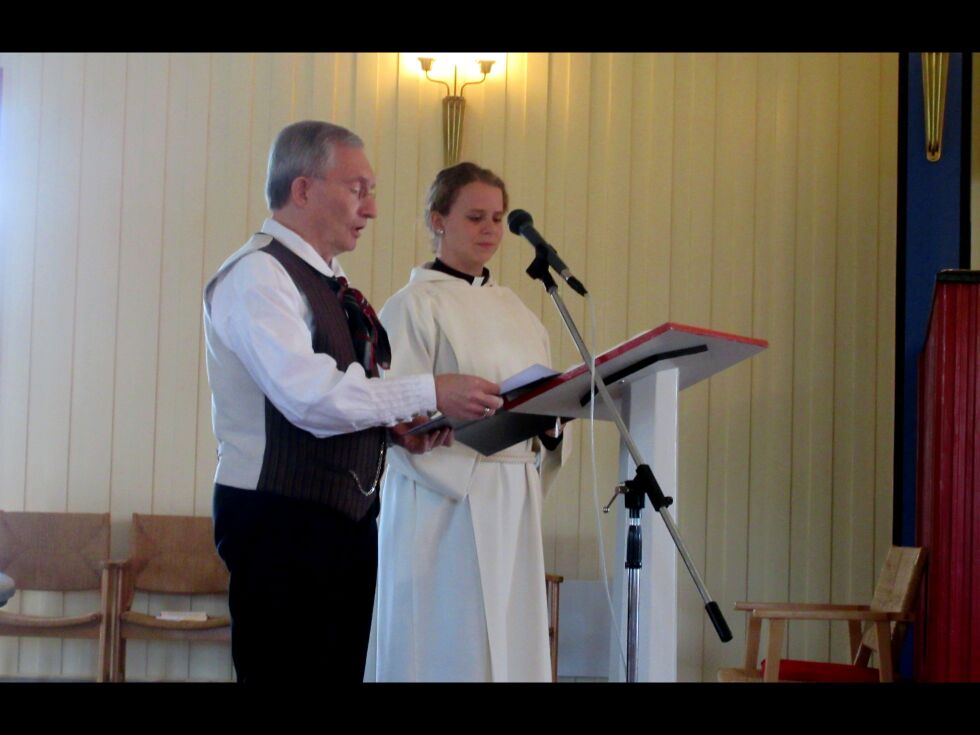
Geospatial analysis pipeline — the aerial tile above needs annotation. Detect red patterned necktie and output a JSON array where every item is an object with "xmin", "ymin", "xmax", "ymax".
[{"xmin": 330, "ymin": 276, "xmax": 392, "ymax": 374}]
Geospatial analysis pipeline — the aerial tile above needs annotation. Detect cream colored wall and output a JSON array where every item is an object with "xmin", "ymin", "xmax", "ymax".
[{"xmin": 0, "ymin": 52, "xmax": 897, "ymax": 681}]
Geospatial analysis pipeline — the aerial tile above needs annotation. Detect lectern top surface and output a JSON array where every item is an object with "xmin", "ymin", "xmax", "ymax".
[{"xmin": 506, "ymin": 322, "xmax": 768, "ymax": 420}]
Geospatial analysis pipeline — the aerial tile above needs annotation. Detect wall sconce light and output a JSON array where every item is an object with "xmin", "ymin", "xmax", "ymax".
[
  {"xmin": 921, "ymin": 52, "xmax": 950, "ymax": 162},
  {"xmin": 417, "ymin": 55, "xmax": 498, "ymax": 166}
]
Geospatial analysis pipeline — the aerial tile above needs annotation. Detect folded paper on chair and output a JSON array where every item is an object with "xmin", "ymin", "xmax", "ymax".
[{"xmin": 157, "ymin": 610, "xmax": 209, "ymax": 622}]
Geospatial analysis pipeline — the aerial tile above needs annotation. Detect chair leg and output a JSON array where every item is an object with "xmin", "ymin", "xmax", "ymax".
[
  {"xmin": 874, "ymin": 621, "xmax": 894, "ymax": 682},
  {"xmin": 97, "ymin": 621, "xmax": 112, "ymax": 683},
  {"xmin": 107, "ymin": 566, "xmax": 125, "ymax": 683},
  {"xmin": 763, "ymin": 618, "xmax": 785, "ymax": 682},
  {"xmin": 97, "ymin": 564, "xmax": 118, "ymax": 683},
  {"xmin": 847, "ymin": 620, "xmax": 863, "ymax": 662},
  {"xmin": 744, "ymin": 615, "xmax": 762, "ymax": 670},
  {"xmin": 113, "ymin": 637, "xmax": 127, "ymax": 683}
]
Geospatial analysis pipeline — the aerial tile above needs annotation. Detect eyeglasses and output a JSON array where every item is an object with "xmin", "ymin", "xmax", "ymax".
[
  {"xmin": 312, "ymin": 175, "xmax": 376, "ymax": 201},
  {"xmin": 345, "ymin": 181, "xmax": 377, "ymax": 201}
]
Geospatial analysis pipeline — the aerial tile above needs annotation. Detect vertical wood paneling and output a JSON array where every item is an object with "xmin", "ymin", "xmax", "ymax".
[
  {"xmin": 368, "ymin": 52, "xmax": 400, "ymax": 304},
  {"xmin": 341, "ymin": 53, "xmax": 381, "ymax": 291},
  {"xmin": 109, "ymin": 49, "xmax": 164, "ymax": 683},
  {"xmin": 312, "ymin": 53, "xmax": 340, "ymax": 125},
  {"xmin": 195, "ymin": 54, "xmax": 253, "ymax": 520},
  {"xmin": 25, "ymin": 52, "xmax": 84, "ymax": 513},
  {"xmin": 415, "ymin": 61, "xmax": 446, "ymax": 245},
  {"xmin": 331, "ymin": 53, "xmax": 355, "ymax": 132},
  {"xmin": 671, "ymin": 52, "xmax": 717, "ymax": 679},
  {"xmin": 152, "ymin": 53, "xmax": 210, "ymax": 519},
  {"xmin": 499, "ymin": 52, "xmax": 532, "ymax": 315},
  {"xmin": 110, "ymin": 52, "xmax": 168, "ymax": 553},
  {"xmin": 703, "ymin": 52, "xmax": 757, "ymax": 679},
  {"xmin": 190, "ymin": 61, "xmax": 254, "ymax": 693},
  {"xmin": 789, "ymin": 53, "xmax": 840, "ymax": 661},
  {"xmin": 875, "ymin": 57, "xmax": 899, "ymax": 574},
  {"xmin": 0, "ymin": 52, "xmax": 899, "ymax": 681},
  {"xmin": 830, "ymin": 53, "xmax": 880, "ymax": 662},
  {"xmin": 589, "ymin": 53, "xmax": 635, "ymax": 585},
  {"xmin": 0, "ymin": 53, "xmax": 41, "ymax": 514},
  {"xmin": 496, "ymin": 52, "xmax": 559, "ymax": 568},
  {"xmin": 20, "ymin": 52, "xmax": 85, "ymax": 676},
  {"xmin": 477, "ymin": 55, "xmax": 505, "ymax": 177},
  {"xmin": 131, "ymin": 53, "xmax": 212, "ymax": 681},
  {"xmin": 292, "ymin": 53, "xmax": 315, "ymax": 120},
  {"xmin": 390, "ymin": 57, "xmax": 425, "ymax": 288},
  {"xmin": 62, "ymin": 52, "xmax": 127, "ymax": 677},
  {"xmin": 522, "ymin": 54, "xmax": 550, "ymax": 324},
  {"xmin": 588, "ymin": 118, "xmax": 625, "ymax": 591},
  {"xmin": 68, "ymin": 53, "xmax": 126, "ymax": 517},
  {"xmin": 563, "ymin": 53, "xmax": 608, "ymax": 581},
  {"xmin": 543, "ymin": 53, "xmax": 582, "ymax": 581},
  {"xmin": 747, "ymin": 53, "xmax": 798, "ymax": 664},
  {"xmin": 248, "ymin": 53, "xmax": 295, "ymax": 235},
  {"xmin": 589, "ymin": 54, "xmax": 633, "ymax": 353},
  {"xmin": 247, "ymin": 53, "xmax": 274, "ymax": 230},
  {"xmin": 627, "ymin": 53, "xmax": 673, "ymax": 333},
  {"xmin": 0, "ymin": 52, "xmax": 43, "ymax": 674}
]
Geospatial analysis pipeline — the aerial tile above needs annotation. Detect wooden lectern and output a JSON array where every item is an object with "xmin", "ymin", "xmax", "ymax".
[{"xmin": 508, "ymin": 322, "xmax": 768, "ymax": 681}]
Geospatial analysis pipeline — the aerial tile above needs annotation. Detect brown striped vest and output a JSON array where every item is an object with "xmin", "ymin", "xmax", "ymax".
[{"xmin": 255, "ymin": 239, "xmax": 386, "ymax": 521}]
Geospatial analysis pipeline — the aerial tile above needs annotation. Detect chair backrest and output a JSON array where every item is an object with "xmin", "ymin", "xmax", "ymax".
[
  {"xmin": 128, "ymin": 514, "xmax": 229, "ymax": 595},
  {"xmin": 861, "ymin": 546, "xmax": 927, "ymax": 656},
  {"xmin": 869, "ymin": 546, "xmax": 927, "ymax": 613},
  {"xmin": 0, "ymin": 511, "xmax": 110, "ymax": 591}
]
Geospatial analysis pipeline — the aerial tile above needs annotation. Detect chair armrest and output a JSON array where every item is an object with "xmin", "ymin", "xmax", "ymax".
[
  {"xmin": 750, "ymin": 608, "xmax": 906, "ymax": 622},
  {"xmin": 735, "ymin": 601, "xmax": 869, "ymax": 612}
]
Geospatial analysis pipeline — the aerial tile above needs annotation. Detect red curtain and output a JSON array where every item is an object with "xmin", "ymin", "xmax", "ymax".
[{"xmin": 915, "ymin": 270, "xmax": 980, "ymax": 682}]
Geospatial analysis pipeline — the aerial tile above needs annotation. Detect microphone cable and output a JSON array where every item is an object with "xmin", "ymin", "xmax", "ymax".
[{"xmin": 584, "ymin": 293, "xmax": 628, "ymax": 676}]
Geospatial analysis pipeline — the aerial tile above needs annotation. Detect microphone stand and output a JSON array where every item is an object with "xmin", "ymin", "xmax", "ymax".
[{"xmin": 524, "ymin": 245, "xmax": 732, "ymax": 682}]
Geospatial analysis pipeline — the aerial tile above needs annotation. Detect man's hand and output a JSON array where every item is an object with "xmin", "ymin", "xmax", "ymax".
[
  {"xmin": 434, "ymin": 374, "xmax": 504, "ymax": 421},
  {"xmin": 388, "ymin": 416, "xmax": 454, "ymax": 455}
]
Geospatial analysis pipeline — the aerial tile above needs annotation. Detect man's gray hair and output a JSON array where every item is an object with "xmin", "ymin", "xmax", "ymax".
[{"xmin": 265, "ymin": 121, "xmax": 364, "ymax": 210}]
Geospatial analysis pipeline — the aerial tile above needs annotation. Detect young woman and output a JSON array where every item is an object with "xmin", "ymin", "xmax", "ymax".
[{"xmin": 370, "ymin": 163, "xmax": 567, "ymax": 682}]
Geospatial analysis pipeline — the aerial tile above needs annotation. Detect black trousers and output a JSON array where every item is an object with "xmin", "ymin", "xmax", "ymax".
[{"xmin": 213, "ymin": 484, "xmax": 378, "ymax": 683}]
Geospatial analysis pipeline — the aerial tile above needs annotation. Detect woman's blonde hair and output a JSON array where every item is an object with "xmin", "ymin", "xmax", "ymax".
[{"xmin": 424, "ymin": 162, "xmax": 508, "ymax": 250}]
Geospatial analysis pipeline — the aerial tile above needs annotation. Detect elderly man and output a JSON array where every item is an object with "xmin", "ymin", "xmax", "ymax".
[{"xmin": 204, "ymin": 121, "xmax": 502, "ymax": 683}]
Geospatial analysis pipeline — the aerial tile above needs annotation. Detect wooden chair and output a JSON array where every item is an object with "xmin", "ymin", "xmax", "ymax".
[
  {"xmin": 103, "ymin": 513, "xmax": 231, "ymax": 682},
  {"xmin": 718, "ymin": 546, "xmax": 927, "ymax": 683},
  {"xmin": 546, "ymin": 573, "xmax": 563, "ymax": 682},
  {"xmin": 0, "ymin": 511, "xmax": 112, "ymax": 680}
]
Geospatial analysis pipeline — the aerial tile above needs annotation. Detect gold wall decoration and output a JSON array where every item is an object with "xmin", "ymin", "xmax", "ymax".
[
  {"xmin": 922, "ymin": 52, "xmax": 950, "ymax": 162},
  {"xmin": 417, "ymin": 55, "xmax": 499, "ymax": 167}
]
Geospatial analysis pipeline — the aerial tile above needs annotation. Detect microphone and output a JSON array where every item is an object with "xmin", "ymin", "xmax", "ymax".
[{"xmin": 507, "ymin": 209, "xmax": 588, "ymax": 296}]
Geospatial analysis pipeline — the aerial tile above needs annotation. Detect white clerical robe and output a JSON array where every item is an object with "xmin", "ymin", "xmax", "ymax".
[{"xmin": 368, "ymin": 266, "xmax": 567, "ymax": 682}]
